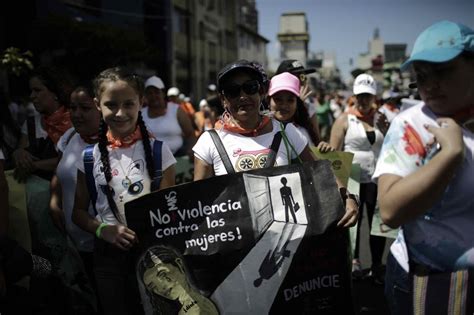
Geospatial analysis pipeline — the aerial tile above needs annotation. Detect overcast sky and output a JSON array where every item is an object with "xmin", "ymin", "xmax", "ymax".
[{"xmin": 256, "ymin": 0, "xmax": 474, "ymax": 81}]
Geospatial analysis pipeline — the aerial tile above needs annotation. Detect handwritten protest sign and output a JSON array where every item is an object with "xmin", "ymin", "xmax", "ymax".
[{"xmin": 126, "ymin": 160, "xmax": 354, "ymax": 314}]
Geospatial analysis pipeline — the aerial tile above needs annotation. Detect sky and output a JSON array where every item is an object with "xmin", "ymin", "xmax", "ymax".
[{"xmin": 255, "ymin": 0, "xmax": 474, "ymax": 82}]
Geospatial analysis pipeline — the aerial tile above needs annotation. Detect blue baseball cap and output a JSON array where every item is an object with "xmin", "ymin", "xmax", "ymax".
[{"xmin": 401, "ymin": 20, "xmax": 474, "ymax": 71}]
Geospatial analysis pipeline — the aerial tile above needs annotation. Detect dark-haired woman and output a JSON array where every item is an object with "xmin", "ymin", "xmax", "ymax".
[
  {"xmin": 72, "ymin": 68, "xmax": 176, "ymax": 315},
  {"xmin": 193, "ymin": 60, "xmax": 358, "ymax": 228},
  {"xmin": 12, "ymin": 66, "xmax": 73, "ymax": 181},
  {"xmin": 48, "ymin": 85, "xmax": 101, "ymax": 298}
]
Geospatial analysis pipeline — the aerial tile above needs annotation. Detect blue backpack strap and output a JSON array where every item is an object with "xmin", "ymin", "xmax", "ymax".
[
  {"xmin": 83, "ymin": 144, "xmax": 98, "ymax": 215},
  {"xmin": 151, "ymin": 140, "xmax": 163, "ymax": 191}
]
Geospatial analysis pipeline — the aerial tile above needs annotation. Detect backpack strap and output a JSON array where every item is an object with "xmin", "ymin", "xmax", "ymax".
[
  {"xmin": 264, "ymin": 131, "xmax": 282, "ymax": 168},
  {"xmin": 208, "ymin": 129, "xmax": 235, "ymax": 174},
  {"xmin": 65, "ymin": 130, "xmax": 77, "ymax": 147},
  {"xmin": 151, "ymin": 140, "xmax": 163, "ymax": 191},
  {"xmin": 83, "ymin": 144, "xmax": 98, "ymax": 215}
]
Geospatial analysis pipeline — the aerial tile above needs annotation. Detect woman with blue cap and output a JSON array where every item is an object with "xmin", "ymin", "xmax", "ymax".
[{"xmin": 373, "ymin": 20, "xmax": 474, "ymax": 314}]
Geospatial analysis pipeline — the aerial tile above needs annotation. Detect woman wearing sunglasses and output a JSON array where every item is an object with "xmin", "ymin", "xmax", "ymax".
[{"xmin": 193, "ymin": 60, "xmax": 358, "ymax": 228}]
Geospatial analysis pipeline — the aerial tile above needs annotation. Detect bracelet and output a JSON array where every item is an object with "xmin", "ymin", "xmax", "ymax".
[{"xmin": 95, "ymin": 223, "xmax": 108, "ymax": 239}]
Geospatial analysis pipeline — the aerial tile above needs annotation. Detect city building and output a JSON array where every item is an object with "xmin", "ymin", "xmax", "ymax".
[
  {"xmin": 354, "ymin": 28, "xmax": 410, "ymax": 93},
  {"xmin": 1, "ymin": 0, "xmax": 268, "ymax": 102},
  {"xmin": 277, "ymin": 12, "xmax": 309, "ymax": 66},
  {"xmin": 236, "ymin": 0, "xmax": 269, "ymax": 69}
]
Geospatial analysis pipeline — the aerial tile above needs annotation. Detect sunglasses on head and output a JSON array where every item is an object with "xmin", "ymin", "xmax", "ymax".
[{"xmin": 222, "ymin": 80, "xmax": 260, "ymax": 99}]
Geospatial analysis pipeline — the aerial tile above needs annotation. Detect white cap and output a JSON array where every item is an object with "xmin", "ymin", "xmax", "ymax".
[
  {"xmin": 353, "ymin": 74, "xmax": 376, "ymax": 95},
  {"xmin": 178, "ymin": 93, "xmax": 185, "ymax": 101},
  {"xmin": 207, "ymin": 84, "xmax": 216, "ymax": 92},
  {"xmin": 199, "ymin": 99, "xmax": 208, "ymax": 108},
  {"xmin": 167, "ymin": 87, "xmax": 180, "ymax": 97},
  {"xmin": 145, "ymin": 76, "xmax": 165, "ymax": 90}
]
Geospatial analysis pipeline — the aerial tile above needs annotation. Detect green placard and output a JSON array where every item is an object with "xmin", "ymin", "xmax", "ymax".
[{"xmin": 311, "ymin": 148, "xmax": 354, "ymax": 187}]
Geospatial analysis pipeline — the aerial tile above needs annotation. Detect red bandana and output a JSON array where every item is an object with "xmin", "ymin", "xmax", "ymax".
[
  {"xmin": 42, "ymin": 106, "xmax": 72, "ymax": 145},
  {"xmin": 216, "ymin": 115, "xmax": 271, "ymax": 137},
  {"xmin": 107, "ymin": 126, "xmax": 141, "ymax": 148},
  {"xmin": 347, "ymin": 107, "xmax": 376, "ymax": 124}
]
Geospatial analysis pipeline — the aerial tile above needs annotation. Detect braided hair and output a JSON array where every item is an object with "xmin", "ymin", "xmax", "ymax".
[
  {"xmin": 137, "ymin": 111, "xmax": 155, "ymax": 181},
  {"xmin": 93, "ymin": 67, "xmax": 156, "ymax": 222},
  {"xmin": 97, "ymin": 118, "xmax": 121, "ymax": 221}
]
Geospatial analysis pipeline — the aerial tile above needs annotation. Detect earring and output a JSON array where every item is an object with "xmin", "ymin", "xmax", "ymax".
[{"xmin": 222, "ymin": 107, "xmax": 231, "ymax": 123}]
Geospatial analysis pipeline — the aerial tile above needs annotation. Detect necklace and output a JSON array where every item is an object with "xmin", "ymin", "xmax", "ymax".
[{"xmin": 113, "ymin": 142, "xmax": 138, "ymax": 189}]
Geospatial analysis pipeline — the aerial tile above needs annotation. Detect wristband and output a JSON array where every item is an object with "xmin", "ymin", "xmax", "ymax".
[{"xmin": 95, "ymin": 223, "xmax": 108, "ymax": 239}]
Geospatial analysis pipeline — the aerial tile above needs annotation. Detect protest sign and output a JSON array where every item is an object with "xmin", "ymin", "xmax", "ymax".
[
  {"xmin": 126, "ymin": 160, "xmax": 354, "ymax": 314},
  {"xmin": 311, "ymin": 149, "xmax": 354, "ymax": 187}
]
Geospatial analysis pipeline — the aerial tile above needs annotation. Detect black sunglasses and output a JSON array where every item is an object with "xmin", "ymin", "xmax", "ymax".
[{"xmin": 222, "ymin": 80, "xmax": 260, "ymax": 99}]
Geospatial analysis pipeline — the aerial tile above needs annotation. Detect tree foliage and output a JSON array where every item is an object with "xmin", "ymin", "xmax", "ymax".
[{"xmin": 1, "ymin": 47, "xmax": 34, "ymax": 76}]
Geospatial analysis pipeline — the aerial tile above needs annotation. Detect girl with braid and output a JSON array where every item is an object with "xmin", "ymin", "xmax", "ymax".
[{"xmin": 72, "ymin": 67, "xmax": 176, "ymax": 315}]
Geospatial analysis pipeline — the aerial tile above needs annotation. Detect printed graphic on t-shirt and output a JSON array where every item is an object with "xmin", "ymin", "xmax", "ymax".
[
  {"xmin": 94, "ymin": 158, "xmax": 146, "ymax": 203},
  {"xmin": 233, "ymin": 148, "xmax": 271, "ymax": 172},
  {"xmin": 381, "ymin": 120, "xmax": 439, "ymax": 168}
]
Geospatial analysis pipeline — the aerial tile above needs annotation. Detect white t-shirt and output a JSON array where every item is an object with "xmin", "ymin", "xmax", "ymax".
[
  {"xmin": 56, "ymin": 128, "xmax": 94, "ymax": 252},
  {"xmin": 344, "ymin": 114, "xmax": 384, "ymax": 183},
  {"xmin": 193, "ymin": 119, "xmax": 308, "ymax": 176},
  {"xmin": 142, "ymin": 103, "xmax": 183, "ymax": 154},
  {"xmin": 21, "ymin": 111, "xmax": 48, "ymax": 139},
  {"xmin": 77, "ymin": 139, "xmax": 176, "ymax": 225},
  {"xmin": 372, "ymin": 103, "xmax": 474, "ymax": 271},
  {"xmin": 296, "ymin": 125, "xmax": 314, "ymax": 147}
]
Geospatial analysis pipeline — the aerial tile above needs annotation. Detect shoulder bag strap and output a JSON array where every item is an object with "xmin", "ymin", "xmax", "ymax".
[
  {"xmin": 208, "ymin": 129, "xmax": 235, "ymax": 174},
  {"xmin": 264, "ymin": 131, "xmax": 282, "ymax": 168}
]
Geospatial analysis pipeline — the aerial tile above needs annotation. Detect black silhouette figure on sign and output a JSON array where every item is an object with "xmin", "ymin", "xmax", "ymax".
[
  {"xmin": 280, "ymin": 177, "xmax": 298, "ymax": 223},
  {"xmin": 253, "ymin": 223, "xmax": 296, "ymax": 287}
]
